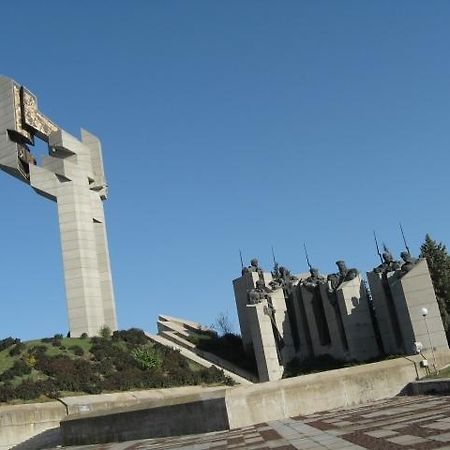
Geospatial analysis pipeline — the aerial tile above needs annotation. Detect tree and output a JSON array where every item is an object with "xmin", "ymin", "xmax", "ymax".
[
  {"xmin": 420, "ymin": 234, "xmax": 450, "ymax": 338},
  {"xmin": 211, "ymin": 312, "xmax": 234, "ymax": 335}
]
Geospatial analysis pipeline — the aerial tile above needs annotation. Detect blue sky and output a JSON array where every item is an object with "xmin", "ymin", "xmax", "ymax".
[{"xmin": 1, "ymin": 1, "xmax": 450, "ymax": 340}]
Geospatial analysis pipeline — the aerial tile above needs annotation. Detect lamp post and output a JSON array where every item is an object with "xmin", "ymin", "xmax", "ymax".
[{"xmin": 421, "ymin": 307, "xmax": 438, "ymax": 374}]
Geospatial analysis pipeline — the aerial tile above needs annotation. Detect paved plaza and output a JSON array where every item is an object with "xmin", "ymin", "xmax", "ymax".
[{"xmin": 51, "ymin": 395, "xmax": 450, "ymax": 450}]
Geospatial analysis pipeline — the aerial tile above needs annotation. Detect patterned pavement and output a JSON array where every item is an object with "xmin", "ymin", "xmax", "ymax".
[{"xmin": 51, "ymin": 395, "xmax": 450, "ymax": 449}]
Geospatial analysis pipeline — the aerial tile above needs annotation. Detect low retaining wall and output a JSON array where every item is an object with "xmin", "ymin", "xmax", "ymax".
[
  {"xmin": 224, "ymin": 353, "xmax": 442, "ymax": 428},
  {"xmin": 406, "ymin": 378, "xmax": 450, "ymax": 395},
  {"xmin": 61, "ymin": 390, "xmax": 229, "ymax": 445},
  {"xmin": 0, "ymin": 401, "xmax": 64, "ymax": 450},
  {"xmin": 60, "ymin": 350, "xmax": 450, "ymax": 446},
  {"xmin": 0, "ymin": 386, "xmax": 224, "ymax": 450}
]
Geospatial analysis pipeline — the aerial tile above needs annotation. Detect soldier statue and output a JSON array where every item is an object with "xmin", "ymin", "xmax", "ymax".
[
  {"xmin": 400, "ymin": 251, "xmax": 419, "ymax": 275},
  {"xmin": 302, "ymin": 267, "xmax": 327, "ymax": 291},
  {"xmin": 327, "ymin": 260, "xmax": 358, "ymax": 292},
  {"xmin": 248, "ymin": 279, "xmax": 271, "ymax": 304},
  {"xmin": 242, "ymin": 258, "xmax": 264, "ymax": 277},
  {"xmin": 374, "ymin": 249, "xmax": 401, "ymax": 274}
]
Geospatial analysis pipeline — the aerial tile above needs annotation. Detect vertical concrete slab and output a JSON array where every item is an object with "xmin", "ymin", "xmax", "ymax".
[
  {"xmin": 367, "ymin": 270, "xmax": 405, "ymax": 355},
  {"xmin": 269, "ymin": 288, "xmax": 295, "ymax": 364},
  {"xmin": 336, "ymin": 276, "xmax": 379, "ymax": 361},
  {"xmin": 247, "ymin": 301, "xmax": 283, "ymax": 381},
  {"xmin": 389, "ymin": 259, "xmax": 448, "ymax": 355},
  {"xmin": 233, "ymin": 272, "xmax": 260, "ymax": 353}
]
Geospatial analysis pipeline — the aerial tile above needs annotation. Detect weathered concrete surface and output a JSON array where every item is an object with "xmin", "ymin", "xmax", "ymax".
[
  {"xmin": 225, "ymin": 349, "xmax": 450, "ymax": 429},
  {"xmin": 0, "ymin": 386, "xmax": 224, "ymax": 450},
  {"xmin": 406, "ymin": 378, "xmax": 450, "ymax": 395},
  {"xmin": 0, "ymin": 401, "xmax": 65, "ymax": 450},
  {"xmin": 61, "ymin": 389, "xmax": 229, "ymax": 445},
  {"xmin": 44, "ymin": 395, "xmax": 450, "ymax": 450},
  {"xmin": 58, "ymin": 351, "xmax": 450, "ymax": 446}
]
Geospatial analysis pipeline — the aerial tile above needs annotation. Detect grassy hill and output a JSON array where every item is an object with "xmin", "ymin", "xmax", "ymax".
[{"xmin": 0, "ymin": 329, "xmax": 233, "ymax": 404}]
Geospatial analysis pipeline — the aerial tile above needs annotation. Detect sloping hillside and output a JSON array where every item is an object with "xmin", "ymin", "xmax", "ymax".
[{"xmin": 0, "ymin": 328, "xmax": 233, "ymax": 403}]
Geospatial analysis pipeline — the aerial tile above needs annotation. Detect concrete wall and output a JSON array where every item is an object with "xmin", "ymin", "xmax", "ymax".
[
  {"xmin": 4, "ymin": 352, "xmax": 450, "ymax": 448},
  {"xmin": 0, "ymin": 401, "xmax": 65, "ymax": 450},
  {"xmin": 0, "ymin": 386, "xmax": 224, "ymax": 450},
  {"xmin": 61, "ymin": 390, "xmax": 229, "ymax": 445},
  {"xmin": 60, "ymin": 350, "xmax": 450, "ymax": 445},
  {"xmin": 225, "ymin": 349, "xmax": 450, "ymax": 429}
]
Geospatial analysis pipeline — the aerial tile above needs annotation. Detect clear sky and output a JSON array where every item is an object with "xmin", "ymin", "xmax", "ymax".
[{"xmin": 1, "ymin": 1, "xmax": 450, "ymax": 340}]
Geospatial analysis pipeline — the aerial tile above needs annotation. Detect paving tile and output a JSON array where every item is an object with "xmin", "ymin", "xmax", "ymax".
[
  {"xmin": 423, "ymin": 421, "xmax": 450, "ymax": 430},
  {"xmin": 364, "ymin": 429, "xmax": 399, "ymax": 438},
  {"xmin": 429, "ymin": 432, "xmax": 450, "ymax": 442},
  {"xmin": 386, "ymin": 434, "xmax": 429, "ymax": 445}
]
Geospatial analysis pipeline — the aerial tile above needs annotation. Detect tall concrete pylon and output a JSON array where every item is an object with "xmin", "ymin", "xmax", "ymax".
[{"xmin": 0, "ymin": 76, "xmax": 117, "ymax": 336}]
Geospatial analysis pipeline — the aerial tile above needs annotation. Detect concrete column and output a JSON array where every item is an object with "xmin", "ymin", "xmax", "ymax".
[
  {"xmin": 335, "ymin": 276, "xmax": 379, "ymax": 361},
  {"xmin": 388, "ymin": 259, "xmax": 448, "ymax": 355},
  {"xmin": 247, "ymin": 301, "xmax": 284, "ymax": 382},
  {"xmin": 269, "ymin": 288, "xmax": 296, "ymax": 364},
  {"xmin": 57, "ymin": 181, "xmax": 104, "ymax": 336},
  {"xmin": 367, "ymin": 270, "xmax": 405, "ymax": 355}
]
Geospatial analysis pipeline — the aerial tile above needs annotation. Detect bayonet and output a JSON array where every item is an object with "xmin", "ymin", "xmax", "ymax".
[
  {"xmin": 304, "ymin": 242, "xmax": 312, "ymax": 270},
  {"xmin": 399, "ymin": 222, "xmax": 411, "ymax": 255},
  {"xmin": 373, "ymin": 231, "xmax": 383, "ymax": 264}
]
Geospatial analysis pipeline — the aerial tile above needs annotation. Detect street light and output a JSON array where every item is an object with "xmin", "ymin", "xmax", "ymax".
[{"xmin": 421, "ymin": 307, "xmax": 438, "ymax": 374}]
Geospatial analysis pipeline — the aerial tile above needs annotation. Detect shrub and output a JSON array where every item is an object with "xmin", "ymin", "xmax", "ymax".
[
  {"xmin": 68, "ymin": 345, "xmax": 84, "ymax": 356},
  {"xmin": 9, "ymin": 342, "xmax": 25, "ymax": 356},
  {"xmin": 0, "ymin": 383, "xmax": 15, "ymax": 402},
  {"xmin": 100, "ymin": 326, "xmax": 112, "ymax": 339},
  {"xmin": 283, "ymin": 355, "xmax": 346, "ymax": 378},
  {"xmin": 14, "ymin": 379, "xmax": 44, "ymax": 401},
  {"xmin": 80, "ymin": 333, "xmax": 88, "ymax": 339},
  {"xmin": 51, "ymin": 339, "xmax": 62, "ymax": 347},
  {"xmin": 112, "ymin": 328, "xmax": 148, "ymax": 347},
  {"xmin": 131, "ymin": 346, "xmax": 162, "ymax": 370},
  {"xmin": 22, "ymin": 353, "xmax": 37, "ymax": 368},
  {"xmin": 54, "ymin": 334, "xmax": 64, "ymax": 340},
  {"xmin": 0, "ymin": 337, "xmax": 20, "ymax": 352}
]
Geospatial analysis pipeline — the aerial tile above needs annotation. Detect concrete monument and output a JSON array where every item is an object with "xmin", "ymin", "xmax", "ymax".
[
  {"xmin": 368, "ymin": 254, "xmax": 448, "ymax": 356},
  {"xmin": 0, "ymin": 76, "xmax": 117, "ymax": 336}
]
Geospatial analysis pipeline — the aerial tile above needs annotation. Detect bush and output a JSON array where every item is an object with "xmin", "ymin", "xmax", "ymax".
[
  {"xmin": 196, "ymin": 333, "xmax": 257, "ymax": 374},
  {"xmin": 131, "ymin": 346, "xmax": 162, "ymax": 370},
  {"xmin": 0, "ymin": 337, "xmax": 20, "ymax": 352},
  {"xmin": 283, "ymin": 355, "xmax": 346, "ymax": 378},
  {"xmin": 68, "ymin": 345, "xmax": 84, "ymax": 356},
  {"xmin": 100, "ymin": 326, "xmax": 112, "ymax": 339},
  {"xmin": 9, "ymin": 342, "xmax": 25, "ymax": 356},
  {"xmin": 112, "ymin": 328, "xmax": 148, "ymax": 347},
  {"xmin": 0, "ymin": 383, "xmax": 15, "ymax": 402}
]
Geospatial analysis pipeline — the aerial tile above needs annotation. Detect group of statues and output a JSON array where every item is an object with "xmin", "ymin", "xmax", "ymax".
[
  {"xmin": 375, "ymin": 249, "xmax": 418, "ymax": 276},
  {"xmin": 244, "ymin": 250, "xmax": 421, "ymax": 306}
]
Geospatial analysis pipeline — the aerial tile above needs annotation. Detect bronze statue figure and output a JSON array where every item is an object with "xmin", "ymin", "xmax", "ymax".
[
  {"xmin": 302, "ymin": 267, "xmax": 326, "ymax": 291},
  {"xmin": 248, "ymin": 279, "xmax": 271, "ymax": 304},
  {"xmin": 327, "ymin": 260, "xmax": 358, "ymax": 292},
  {"xmin": 400, "ymin": 251, "xmax": 418, "ymax": 274},
  {"xmin": 374, "ymin": 249, "xmax": 401, "ymax": 274},
  {"xmin": 242, "ymin": 258, "xmax": 264, "ymax": 277}
]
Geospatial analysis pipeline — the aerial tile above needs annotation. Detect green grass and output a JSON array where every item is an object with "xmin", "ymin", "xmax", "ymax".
[
  {"xmin": 0, "ymin": 348, "xmax": 15, "ymax": 373},
  {"xmin": 0, "ymin": 337, "xmax": 93, "ymax": 382},
  {"xmin": 1, "ymin": 330, "xmax": 234, "ymax": 404}
]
